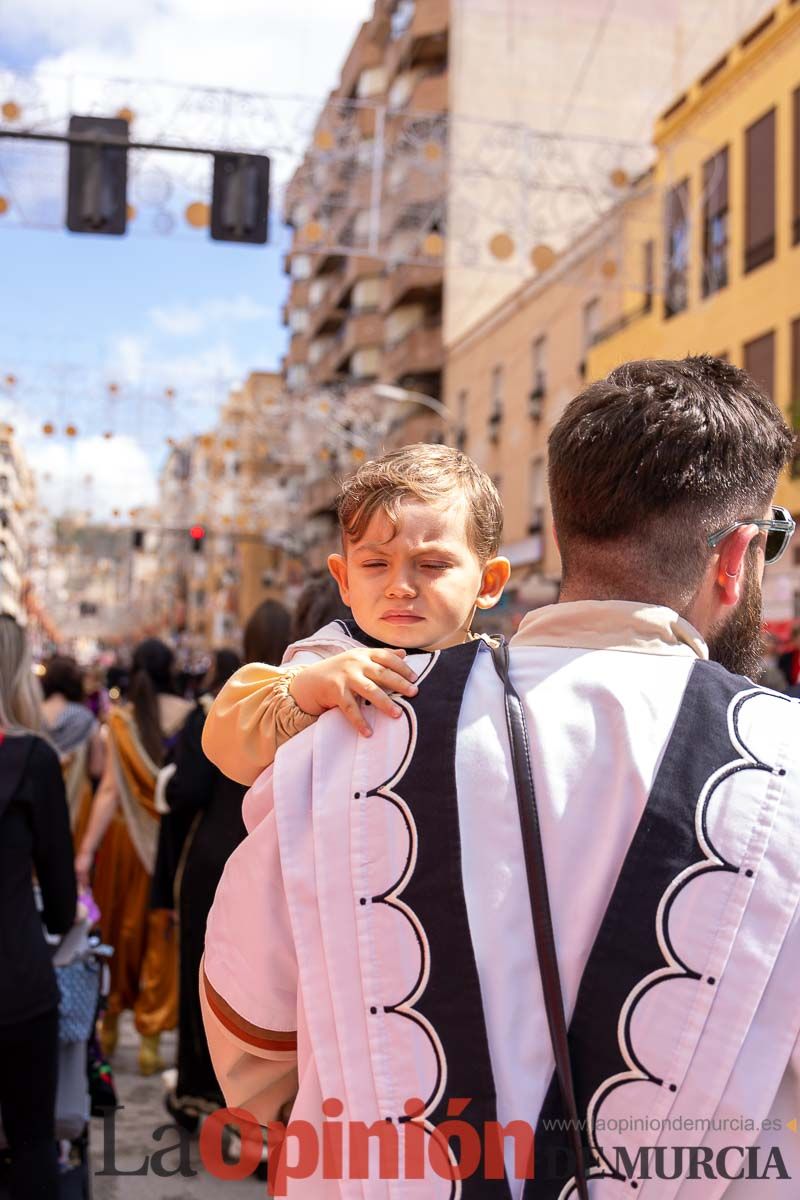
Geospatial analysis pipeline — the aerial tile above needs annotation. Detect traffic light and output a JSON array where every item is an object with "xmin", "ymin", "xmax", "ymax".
[
  {"xmin": 211, "ymin": 153, "xmax": 270, "ymax": 244},
  {"xmin": 132, "ymin": 529, "xmax": 144, "ymax": 551},
  {"xmin": 189, "ymin": 524, "xmax": 206, "ymax": 552},
  {"xmin": 66, "ymin": 115, "xmax": 129, "ymax": 236}
]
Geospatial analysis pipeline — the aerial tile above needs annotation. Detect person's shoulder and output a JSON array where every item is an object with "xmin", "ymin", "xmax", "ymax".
[
  {"xmin": 282, "ymin": 619, "xmax": 359, "ymax": 664},
  {"xmin": 26, "ymin": 733, "xmax": 62, "ymax": 774}
]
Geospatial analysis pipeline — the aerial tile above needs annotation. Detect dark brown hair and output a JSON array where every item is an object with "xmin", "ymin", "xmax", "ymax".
[
  {"xmin": 42, "ymin": 655, "xmax": 84, "ymax": 703},
  {"xmin": 548, "ymin": 355, "xmax": 794, "ymax": 602},
  {"xmin": 336, "ymin": 443, "xmax": 503, "ymax": 562},
  {"xmin": 243, "ymin": 599, "xmax": 291, "ymax": 665},
  {"xmin": 129, "ymin": 638, "xmax": 176, "ymax": 765}
]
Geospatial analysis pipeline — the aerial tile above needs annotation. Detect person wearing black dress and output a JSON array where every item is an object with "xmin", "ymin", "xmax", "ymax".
[
  {"xmin": 164, "ymin": 601, "xmax": 291, "ymax": 1126},
  {"xmin": 0, "ymin": 615, "xmax": 77, "ymax": 1199}
]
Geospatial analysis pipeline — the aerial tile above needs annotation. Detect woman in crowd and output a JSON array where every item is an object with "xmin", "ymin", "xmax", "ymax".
[
  {"xmin": 75, "ymin": 638, "xmax": 192, "ymax": 1075},
  {"xmin": 41, "ymin": 655, "xmax": 106, "ymax": 847},
  {"xmin": 164, "ymin": 601, "xmax": 291, "ymax": 1128},
  {"xmin": 0, "ymin": 615, "xmax": 77, "ymax": 1200}
]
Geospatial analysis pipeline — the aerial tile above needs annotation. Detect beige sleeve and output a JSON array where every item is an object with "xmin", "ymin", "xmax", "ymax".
[
  {"xmin": 200, "ymin": 962, "xmax": 298, "ymax": 1125},
  {"xmin": 201, "ymin": 662, "xmax": 318, "ymax": 787}
]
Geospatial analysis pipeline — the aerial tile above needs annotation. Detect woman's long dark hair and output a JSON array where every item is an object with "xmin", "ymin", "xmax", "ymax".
[
  {"xmin": 129, "ymin": 638, "xmax": 176, "ymax": 765},
  {"xmin": 208, "ymin": 648, "xmax": 241, "ymax": 695},
  {"xmin": 243, "ymin": 599, "xmax": 291, "ymax": 665}
]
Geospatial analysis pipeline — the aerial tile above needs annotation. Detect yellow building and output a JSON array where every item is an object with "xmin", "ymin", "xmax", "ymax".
[
  {"xmin": 589, "ymin": 0, "xmax": 800, "ymax": 619},
  {"xmin": 445, "ymin": 180, "xmax": 654, "ymax": 620}
]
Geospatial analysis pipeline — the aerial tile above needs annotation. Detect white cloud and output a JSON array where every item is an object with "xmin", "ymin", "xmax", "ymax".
[
  {"xmin": 149, "ymin": 294, "xmax": 274, "ymax": 337},
  {"xmin": 25, "ymin": 434, "xmax": 158, "ymax": 519},
  {"xmin": 7, "ymin": 0, "xmax": 374, "ymax": 109}
]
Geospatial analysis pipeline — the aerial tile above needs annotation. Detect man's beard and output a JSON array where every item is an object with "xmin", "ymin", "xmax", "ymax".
[{"xmin": 706, "ymin": 559, "xmax": 765, "ymax": 678}]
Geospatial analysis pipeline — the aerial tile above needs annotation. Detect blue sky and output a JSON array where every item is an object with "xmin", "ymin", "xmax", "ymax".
[{"xmin": 0, "ymin": 0, "xmax": 372, "ymax": 515}]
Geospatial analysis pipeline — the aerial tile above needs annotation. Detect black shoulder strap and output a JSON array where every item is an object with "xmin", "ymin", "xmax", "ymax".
[{"xmin": 489, "ymin": 639, "xmax": 589, "ymax": 1200}]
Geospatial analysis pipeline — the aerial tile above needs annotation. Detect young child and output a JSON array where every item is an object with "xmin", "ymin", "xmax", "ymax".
[{"xmin": 202, "ymin": 443, "xmax": 511, "ymax": 786}]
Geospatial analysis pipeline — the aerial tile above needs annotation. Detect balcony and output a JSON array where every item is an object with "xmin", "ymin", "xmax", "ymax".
[
  {"xmin": 339, "ymin": 19, "xmax": 385, "ymax": 100},
  {"xmin": 306, "ymin": 270, "xmax": 348, "ymax": 340},
  {"xmin": 332, "ymin": 311, "xmax": 384, "ymax": 371},
  {"xmin": 381, "ymin": 319, "xmax": 443, "ymax": 384},
  {"xmin": 332, "ymin": 254, "xmax": 383, "ymax": 309},
  {"xmin": 382, "ymin": 262, "xmax": 442, "ymax": 313},
  {"xmin": 385, "ymin": 0, "xmax": 449, "ymax": 82},
  {"xmin": 409, "ymin": 67, "xmax": 448, "ymax": 112}
]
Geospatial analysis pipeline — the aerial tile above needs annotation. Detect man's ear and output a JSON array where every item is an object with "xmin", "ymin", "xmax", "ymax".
[
  {"xmin": 327, "ymin": 553, "xmax": 351, "ymax": 606},
  {"xmin": 715, "ymin": 524, "xmax": 760, "ymax": 608},
  {"xmin": 475, "ymin": 556, "xmax": 512, "ymax": 610}
]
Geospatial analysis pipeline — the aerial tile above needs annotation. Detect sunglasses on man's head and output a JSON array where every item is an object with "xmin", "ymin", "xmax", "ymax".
[{"xmin": 707, "ymin": 505, "xmax": 796, "ymax": 566}]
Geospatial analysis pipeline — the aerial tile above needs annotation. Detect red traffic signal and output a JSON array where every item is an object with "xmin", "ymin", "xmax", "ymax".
[{"xmin": 189, "ymin": 524, "xmax": 206, "ymax": 552}]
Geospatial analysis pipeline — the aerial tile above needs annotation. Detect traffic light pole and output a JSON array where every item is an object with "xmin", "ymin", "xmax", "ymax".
[{"xmin": 1, "ymin": 127, "xmax": 270, "ymax": 243}]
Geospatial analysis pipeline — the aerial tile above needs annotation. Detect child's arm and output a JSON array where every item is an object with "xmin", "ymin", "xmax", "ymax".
[{"xmin": 202, "ymin": 649, "xmax": 418, "ymax": 786}]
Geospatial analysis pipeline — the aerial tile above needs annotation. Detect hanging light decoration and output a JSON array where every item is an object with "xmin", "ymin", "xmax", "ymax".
[
  {"xmin": 107, "ymin": 382, "xmax": 119, "ymax": 395},
  {"xmin": 4, "ymin": 374, "xmax": 16, "ymax": 387},
  {"xmin": 42, "ymin": 422, "xmax": 55, "ymax": 435},
  {"xmin": 489, "ymin": 233, "xmax": 515, "ymax": 261},
  {"xmin": 103, "ymin": 431, "xmax": 114, "ymax": 439},
  {"xmin": 65, "ymin": 424, "xmax": 78, "ymax": 437}
]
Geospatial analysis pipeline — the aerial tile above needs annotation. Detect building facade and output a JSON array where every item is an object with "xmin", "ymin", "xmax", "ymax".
[
  {"xmin": 282, "ymin": 0, "xmax": 447, "ymax": 406},
  {"xmin": 445, "ymin": 181, "xmax": 654, "ymax": 621},
  {"xmin": 588, "ymin": 0, "xmax": 800, "ymax": 620}
]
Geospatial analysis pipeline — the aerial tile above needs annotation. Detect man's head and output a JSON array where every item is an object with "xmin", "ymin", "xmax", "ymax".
[
  {"xmin": 328, "ymin": 443, "xmax": 510, "ymax": 650},
  {"xmin": 549, "ymin": 356, "xmax": 795, "ymax": 673}
]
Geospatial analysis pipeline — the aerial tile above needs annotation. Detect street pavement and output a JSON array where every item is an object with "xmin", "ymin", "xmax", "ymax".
[{"xmin": 90, "ymin": 1013, "xmax": 267, "ymax": 1199}]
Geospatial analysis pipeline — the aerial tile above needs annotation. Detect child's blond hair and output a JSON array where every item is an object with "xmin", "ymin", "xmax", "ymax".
[{"xmin": 336, "ymin": 443, "xmax": 503, "ymax": 563}]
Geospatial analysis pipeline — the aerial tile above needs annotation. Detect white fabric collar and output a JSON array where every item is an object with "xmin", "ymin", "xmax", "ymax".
[{"xmin": 510, "ymin": 599, "xmax": 709, "ymax": 659}]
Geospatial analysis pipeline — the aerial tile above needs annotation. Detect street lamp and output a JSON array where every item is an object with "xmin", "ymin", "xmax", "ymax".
[{"xmin": 372, "ymin": 383, "xmax": 456, "ymax": 427}]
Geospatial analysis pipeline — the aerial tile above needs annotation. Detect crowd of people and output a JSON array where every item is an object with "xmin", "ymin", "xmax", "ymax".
[
  {"xmin": 1, "ymin": 354, "xmax": 799, "ymax": 1199},
  {"xmin": 0, "ymin": 576, "xmax": 347, "ymax": 1197}
]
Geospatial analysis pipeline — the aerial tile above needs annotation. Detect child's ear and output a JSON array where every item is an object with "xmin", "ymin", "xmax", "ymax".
[
  {"xmin": 327, "ymin": 553, "xmax": 351, "ymax": 606},
  {"xmin": 475, "ymin": 556, "xmax": 512, "ymax": 610}
]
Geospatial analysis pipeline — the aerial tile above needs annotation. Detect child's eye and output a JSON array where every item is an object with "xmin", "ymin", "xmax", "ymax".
[
  {"xmin": 420, "ymin": 562, "xmax": 450, "ymax": 571},
  {"xmin": 361, "ymin": 561, "xmax": 387, "ymax": 569}
]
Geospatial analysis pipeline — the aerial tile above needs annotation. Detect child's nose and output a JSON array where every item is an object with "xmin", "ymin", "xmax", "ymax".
[{"xmin": 384, "ymin": 571, "xmax": 417, "ymax": 597}]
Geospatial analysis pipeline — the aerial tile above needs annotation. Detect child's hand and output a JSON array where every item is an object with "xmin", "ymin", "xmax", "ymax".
[{"xmin": 289, "ymin": 649, "xmax": 419, "ymax": 737}]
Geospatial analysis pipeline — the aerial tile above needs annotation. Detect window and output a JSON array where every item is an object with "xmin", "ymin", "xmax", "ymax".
[
  {"xmin": 582, "ymin": 298, "xmax": 600, "ymax": 351},
  {"xmin": 743, "ymin": 330, "xmax": 775, "ymax": 399},
  {"xmin": 456, "ymin": 388, "xmax": 468, "ymax": 450},
  {"xmin": 489, "ymin": 365, "xmax": 504, "ymax": 424},
  {"xmin": 744, "ymin": 108, "xmax": 775, "ymax": 273},
  {"xmin": 529, "ymin": 457, "xmax": 546, "ymax": 537},
  {"xmin": 642, "ymin": 240, "xmax": 654, "ymax": 312},
  {"xmin": 664, "ymin": 179, "xmax": 690, "ymax": 317},
  {"xmin": 531, "ymin": 335, "xmax": 547, "ymax": 394},
  {"xmin": 791, "ymin": 318, "xmax": 800, "ymax": 477},
  {"xmin": 702, "ymin": 146, "xmax": 728, "ymax": 297},
  {"xmin": 793, "ymin": 87, "xmax": 800, "ymax": 245}
]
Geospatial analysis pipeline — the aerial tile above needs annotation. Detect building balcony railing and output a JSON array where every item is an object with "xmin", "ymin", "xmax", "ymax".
[
  {"xmin": 382, "ymin": 261, "xmax": 443, "ymax": 313},
  {"xmin": 381, "ymin": 319, "xmax": 443, "ymax": 384}
]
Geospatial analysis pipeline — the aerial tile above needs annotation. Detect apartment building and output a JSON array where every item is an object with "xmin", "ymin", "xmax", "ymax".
[
  {"xmin": 282, "ymin": 0, "xmax": 448, "ymax": 409},
  {"xmin": 588, "ymin": 0, "xmax": 800, "ymax": 621}
]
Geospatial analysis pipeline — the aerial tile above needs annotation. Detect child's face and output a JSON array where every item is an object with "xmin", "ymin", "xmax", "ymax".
[{"xmin": 328, "ymin": 497, "xmax": 509, "ymax": 651}]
